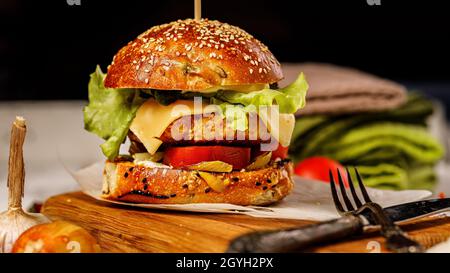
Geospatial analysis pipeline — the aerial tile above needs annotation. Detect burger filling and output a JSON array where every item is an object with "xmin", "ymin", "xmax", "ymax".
[{"xmin": 84, "ymin": 66, "xmax": 308, "ymax": 172}]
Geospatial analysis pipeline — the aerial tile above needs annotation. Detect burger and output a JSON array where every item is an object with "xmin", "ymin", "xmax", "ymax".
[{"xmin": 84, "ymin": 19, "xmax": 308, "ymax": 205}]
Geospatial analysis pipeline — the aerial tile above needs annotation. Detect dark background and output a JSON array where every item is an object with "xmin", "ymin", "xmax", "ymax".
[{"xmin": 1, "ymin": 0, "xmax": 449, "ymax": 101}]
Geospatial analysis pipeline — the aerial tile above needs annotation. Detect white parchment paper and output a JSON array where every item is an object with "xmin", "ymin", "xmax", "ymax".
[{"xmin": 71, "ymin": 162, "xmax": 431, "ymax": 221}]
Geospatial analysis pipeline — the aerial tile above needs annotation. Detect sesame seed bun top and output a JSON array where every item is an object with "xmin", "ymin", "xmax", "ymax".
[{"xmin": 104, "ymin": 19, "xmax": 283, "ymax": 91}]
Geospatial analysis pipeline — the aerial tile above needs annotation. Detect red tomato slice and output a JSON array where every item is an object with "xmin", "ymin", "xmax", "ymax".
[
  {"xmin": 271, "ymin": 144, "xmax": 289, "ymax": 160},
  {"xmin": 294, "ymin": 156, "xmax": 349, "ymax": 187},
  {"xmin": 163, "ymin": 146, "xmax": 251, "ymax": 170},
  {"xmin": 252, "ymin": 143, "xmax": 289, "ymax": 160}
]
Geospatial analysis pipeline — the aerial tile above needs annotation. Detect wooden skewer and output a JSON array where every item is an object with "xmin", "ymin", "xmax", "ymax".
[
  {"xmin": 195, "ymin": 0, "xmax": 201, "ymax": 20},
  {"xmin": 7, "ymin": 116, "xmax": 26, "ymax": 210}
]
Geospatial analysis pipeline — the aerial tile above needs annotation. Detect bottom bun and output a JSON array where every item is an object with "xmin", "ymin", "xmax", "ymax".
[{"xmin": 102, "ymin": 159, "xmax": 294, "ymax": 205}]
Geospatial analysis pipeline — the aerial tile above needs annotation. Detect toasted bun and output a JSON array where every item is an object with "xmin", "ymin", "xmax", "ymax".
[
  {"xmin": 102, "ymin": 160, "xmax": 294, "ymax": 206},
  {"xmin": 104, "ymin": 19, "xmax": 283, "ymax": 91}
]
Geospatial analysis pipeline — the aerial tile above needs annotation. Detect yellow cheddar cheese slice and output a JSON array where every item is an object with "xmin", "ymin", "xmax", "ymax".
[{"xmin": 130, "ymin": 99, "xmax": 295, "ymax": 154}]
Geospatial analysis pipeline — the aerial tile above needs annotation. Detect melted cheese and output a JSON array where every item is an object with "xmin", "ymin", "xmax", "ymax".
[
  {"xmin": 258, "ymin": 109, "xmax": 295, "ymax": 147},
  {"xmin": 130, "ymin": 99, "xmax": 197, "ymax": 154},
  {"xmin": 130, "ymin": 99, "xmax": 295, "ymax": 154}
]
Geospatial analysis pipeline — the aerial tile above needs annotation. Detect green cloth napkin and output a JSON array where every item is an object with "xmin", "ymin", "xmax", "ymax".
[{"xmin": 290, "ymin": 93, "xmax": 443, "ymax": 190}]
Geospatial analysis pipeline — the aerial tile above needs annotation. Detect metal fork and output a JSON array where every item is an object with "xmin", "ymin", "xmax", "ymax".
[
  {"xmin": 330, "ymin": 168, "xmax": 424, "ymax": 253},
  {"xmin": 227, "ymin": 168, "xmax": 425, "ymax": 253}
]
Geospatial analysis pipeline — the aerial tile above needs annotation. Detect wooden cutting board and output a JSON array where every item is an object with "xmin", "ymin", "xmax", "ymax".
[{"xmin": 42, "ymin": 192, "xmax": 450, "ymax": 253}]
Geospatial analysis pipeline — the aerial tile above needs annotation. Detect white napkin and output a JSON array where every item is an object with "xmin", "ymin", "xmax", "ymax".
[{"xmin": 73, "ymin": 162, "xmax": 431, "ymax": 221}]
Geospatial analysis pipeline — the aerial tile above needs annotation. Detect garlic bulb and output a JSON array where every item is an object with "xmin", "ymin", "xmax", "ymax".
[
  {"xmin": 0, "ymin": 210, "xmax": 49, "ymax": 253},
  {"xmin": 0, "ymin": 117, "xmax": 50, "ymax": 253}
]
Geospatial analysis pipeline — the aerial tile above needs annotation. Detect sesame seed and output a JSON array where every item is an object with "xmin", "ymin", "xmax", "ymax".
[
  {"xmin": 249, "ymin": 68, "xmax": 253, "ymax": 74},
  {"xmin": 122, "ymin": 20, "xmax": 275, "ymax": 74},
  {"xmin": 145, "ymin": 79, "xmax": 149, "ymax": 83}
]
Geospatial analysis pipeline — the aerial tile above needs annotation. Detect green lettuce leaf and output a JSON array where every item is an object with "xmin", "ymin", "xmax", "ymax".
[
  {"xmin": 83, "ymin": 66, "xmax": 145, "ymax": 160},
  {"xmin": 215, "ymin": 73, "xmax": 308, "ymax": 114},
  {"xmin": 211, "ymin": 73, "xmax": 309, "ymax": 130},
  {"xmin": 212, "ymin": 101, "xmax": 252, "ymax": 131}
]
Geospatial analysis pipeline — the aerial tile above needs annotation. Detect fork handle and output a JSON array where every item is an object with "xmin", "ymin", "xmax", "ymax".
[
  {"xmin": 227, "ymin": 215, "xmax": 363, "ymax": 253},
  {"xmin": 362, "ymin": 202, "xmax": 424, "ymax": 253}
]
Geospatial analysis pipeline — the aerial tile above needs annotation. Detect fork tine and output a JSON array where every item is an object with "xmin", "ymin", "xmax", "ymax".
[
  {"xmin": 329, "ymin": 169, "xmax": 345, "ymax": 213},
  {"xmin": 346, "ymin": 168, "xmax": 363, "ymax": 208},
  {"xmin": 355, "ymin": 167, "xmax": 372, "ymax": 202},
  {"xmin": 337, "ymin": 168, "xmax": 355, "ymax": 211}
]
